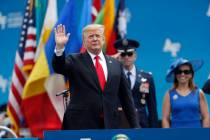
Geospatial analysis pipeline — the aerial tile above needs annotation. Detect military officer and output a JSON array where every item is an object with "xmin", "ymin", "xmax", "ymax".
[{"xmin": 114, "ymin": 38, "xmax": 159, "ymax": 128}]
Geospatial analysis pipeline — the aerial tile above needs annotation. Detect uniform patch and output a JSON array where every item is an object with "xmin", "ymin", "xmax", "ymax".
[{"xmin": 139, "ymin": 82, "xmax": 149, "ymax": 93}]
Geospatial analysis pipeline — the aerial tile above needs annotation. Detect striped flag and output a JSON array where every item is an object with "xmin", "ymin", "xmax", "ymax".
[
  {"xmin": 23, "ymin": 0, "xmax": 36, "ymax": 74},
  {"xmin": 7, "ymin": 0, "xmax": 35, "ymax": 134}
]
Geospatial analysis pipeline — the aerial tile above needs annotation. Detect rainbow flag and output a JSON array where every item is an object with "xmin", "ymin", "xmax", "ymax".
[{"xmin": 94, "ymin": 0, "xmax": 115, "ymax": 54}]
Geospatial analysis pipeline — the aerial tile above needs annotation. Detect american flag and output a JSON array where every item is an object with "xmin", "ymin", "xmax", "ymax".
[
  {"xmin": 8, "ymin": 0, "xmax": 36, "ymax": 132},
  {"xmin": 23, "ymin": 0, "xmax": 36, "ymax": 74}
]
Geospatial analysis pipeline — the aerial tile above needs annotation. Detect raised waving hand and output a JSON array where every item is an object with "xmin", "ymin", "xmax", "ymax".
[{"xmin": 54, "ymin": 24, "xmax": 70, "ymax": 50}]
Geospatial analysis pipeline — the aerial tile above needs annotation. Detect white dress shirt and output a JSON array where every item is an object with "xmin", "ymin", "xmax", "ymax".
[
  {"xmin": 55, "ymin": 47, "xmax": 65, "ymax": 56},
  {"xmin": 87, "ymin": 51, "xmax": 108, "ymax": 81}
]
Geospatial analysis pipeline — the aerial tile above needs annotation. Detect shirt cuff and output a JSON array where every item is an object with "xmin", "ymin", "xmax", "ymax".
[{"xmin": 54, "ymin": 47, "xmax": 65, "ymax": 56}]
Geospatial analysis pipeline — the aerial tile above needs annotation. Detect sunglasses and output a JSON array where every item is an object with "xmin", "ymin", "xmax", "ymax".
[
  {"xmin": 120, "ymin": 52, "xmax": 134, "ymax": 57},
  {"xmin": 175, "ymin": 69, "xmax": 192, "ymax": 75}
]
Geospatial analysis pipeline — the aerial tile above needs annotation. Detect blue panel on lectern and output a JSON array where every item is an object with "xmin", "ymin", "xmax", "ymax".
[
  {"xmin": 44, "ymin": 128, "xmax": 210, "ymax": 140},
  {"xmin": 0, "ymin": 138, "xmax": 39, "ymax": 140}
]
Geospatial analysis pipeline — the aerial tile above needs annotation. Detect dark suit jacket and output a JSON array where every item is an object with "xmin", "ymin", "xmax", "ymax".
[
  {"xmin": 132, "ymin": 70, "xmax": 158, "ymax": 128},
  {"xmin": 52, "ymin": 51, "xmax": 139, "ymax": 130},
  {"xmin": 202, "ymin": 79, "xmax": 210, "ymax": 94}
]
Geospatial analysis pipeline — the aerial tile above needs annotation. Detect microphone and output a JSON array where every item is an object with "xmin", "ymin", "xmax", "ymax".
[{"xmin": 56, "ymin": 89, "xmax": 70, "ymax": 96}]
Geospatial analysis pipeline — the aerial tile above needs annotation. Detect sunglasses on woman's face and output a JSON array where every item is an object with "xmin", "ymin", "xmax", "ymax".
[
  {"xmin": 120, "ymin": 52, "xmax": 134, "ymax": 57},
  {"xmin": 175, "ymin": 69, "xmax": 192, "ymax": 75}
]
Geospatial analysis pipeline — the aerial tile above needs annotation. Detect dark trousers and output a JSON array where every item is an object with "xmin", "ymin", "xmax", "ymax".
[{"xmin": 99, "ymin": 113, "xmax": 105, "ymax": 129}]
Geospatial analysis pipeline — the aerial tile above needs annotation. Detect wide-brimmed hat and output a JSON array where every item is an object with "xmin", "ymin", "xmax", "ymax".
[
  {"xmin": 114, "ymin": 38, "xmax": 140, "ymax": 53},
  {"xmin": 166, "ymin": 58, "xmax": 204, "ymax": 82}
]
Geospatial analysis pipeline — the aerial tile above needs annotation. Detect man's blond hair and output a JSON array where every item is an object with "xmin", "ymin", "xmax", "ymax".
[{"xmin": 82, "ymin": 24, "xmax": 105, "ymax": 39}]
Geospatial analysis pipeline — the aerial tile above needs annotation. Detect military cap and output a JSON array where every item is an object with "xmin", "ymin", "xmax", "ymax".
[{"xmin": 114, "ymin": 38, "xmax": 140, "ymax": 53}]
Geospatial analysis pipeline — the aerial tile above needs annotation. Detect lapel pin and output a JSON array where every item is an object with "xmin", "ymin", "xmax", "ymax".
[{"xmin": 173, "ymin": 94, "xmax": 178, "ymax": 100}]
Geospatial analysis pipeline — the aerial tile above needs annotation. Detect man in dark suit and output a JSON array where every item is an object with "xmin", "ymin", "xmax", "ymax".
[
  {"xmin": 52, "ymin": 24, "xmax": 140, "ymax": 130},
  {"xmin": 114, "ymin": 38, "xmax": 158, "ymax": 128}
]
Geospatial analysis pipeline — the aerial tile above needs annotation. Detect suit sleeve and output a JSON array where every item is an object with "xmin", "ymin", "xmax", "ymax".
[
  {"xmin": 52, "ymin": 53, "xmax": 73, "ymax": 76},
  {"xmin": 146, "ymin": 74, "xmax": 159, "ymax": 127},
  {"xmin": 118, "ymin": 64, "xmax": 140, "ymax": 128},
  {"xmin": 202, "ymin": 79, "xmax": 210, "ymax": 94}
]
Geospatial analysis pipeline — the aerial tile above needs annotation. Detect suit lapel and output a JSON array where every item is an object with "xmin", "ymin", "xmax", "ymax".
[
  {"xmin": 83, "ymin": 52, "xmax": 113, "ymax": 92},
  {"xmin": 83, "ymin": 52, "xmax": 101, "ymax": 90},
  {"xmin": 104, "ymin": 55, "xmax": 113, "ymax": 91}
]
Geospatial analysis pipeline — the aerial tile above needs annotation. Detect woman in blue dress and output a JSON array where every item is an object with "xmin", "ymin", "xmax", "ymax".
[{"xmin": 162, "ymin": 58, "xmax": 209, "ymax": 128}]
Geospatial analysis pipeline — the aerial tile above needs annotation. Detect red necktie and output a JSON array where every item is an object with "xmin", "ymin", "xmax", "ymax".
[{"xmin": 95, "ymin": 56, "xmax": 106, "ymax": 91}]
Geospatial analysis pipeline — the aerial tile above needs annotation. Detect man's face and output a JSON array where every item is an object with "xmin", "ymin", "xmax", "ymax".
[
  {"xmin": 83, "ymin": 29, "xmax": 105, "ymax": 54},
  {"xmin": 119, "ymin": 51, "xmax": 136, "ymax": 67}
]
